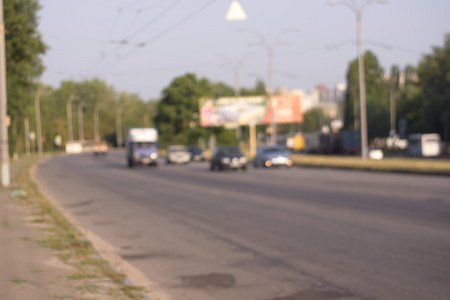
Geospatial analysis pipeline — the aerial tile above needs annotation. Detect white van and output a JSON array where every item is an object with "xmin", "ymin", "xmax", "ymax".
[{"xmin": 407, "ymin": 133, "xmax": 441, "ymax": 157}]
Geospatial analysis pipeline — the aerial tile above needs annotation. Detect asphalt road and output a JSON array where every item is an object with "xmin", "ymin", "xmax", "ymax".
[{"xmin": 34, "ymin": 151, "xmax": 450, "ymax": 300}]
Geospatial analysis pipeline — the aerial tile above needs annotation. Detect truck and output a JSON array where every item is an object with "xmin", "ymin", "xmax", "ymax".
[
  {"xmin": 407, "ymin": 133, "xmax": 441, "ymax": 157},
  {"xmin": 336, "ymin": 130, "xmax": 360, "ymax": 155},
  {"xmin": 126, "ymin": 127, "xmax": 159, "ymax": 168}
]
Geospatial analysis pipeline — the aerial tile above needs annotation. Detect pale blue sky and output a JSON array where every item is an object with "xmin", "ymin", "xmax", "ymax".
[{"xmin": 37, "ymin": 0, "xmax": 450, "ymax": 100}]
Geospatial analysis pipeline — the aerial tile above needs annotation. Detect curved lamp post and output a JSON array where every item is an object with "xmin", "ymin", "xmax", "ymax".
[
  {"xmin": 238, "ymin": 27, "xmax": 301, "ymax": 145},
  {"xmin": 328, "ymin": 0, "xmax": 387, "ymax": 159},
  {"xmin": 218, "ymin": 52, "xmax": 254, "ymax": 144}
]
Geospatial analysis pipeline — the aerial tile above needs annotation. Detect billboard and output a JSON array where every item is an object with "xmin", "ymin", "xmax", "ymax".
[{"xmin": 199, "ymin": 95, "xmax": 302, "ymax": 127}]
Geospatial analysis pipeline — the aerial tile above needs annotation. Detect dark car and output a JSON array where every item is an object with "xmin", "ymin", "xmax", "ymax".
[
  {"xmin": 210, "ymin": 146, "xmax": 248, "ymax": 171},
  {"xmin": 187, "ymin": 145, "xmax": 205, "ymax": 161},
  {"xmin": 253, "ymin": 145, "xmax": 293, "ymax": 168}
]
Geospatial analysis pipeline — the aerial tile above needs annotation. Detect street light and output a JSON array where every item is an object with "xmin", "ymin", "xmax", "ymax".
[
  {"xmin": 66, "ymin": 93, "xmax": 76, "ymax": 141},
  {"xmin": 218, "ymin": 52, "xmax": 253, "ymax": 144},
  {"xmin": 225, "ymin": 0, "xmax": 247, "ymax": 21},
  {"xmin": 238, "ymin": 27, "xmax": 301, "ymax": 145},
  {"xmin": 328, "ymin": 0, "xmax": 387, "ymax": 159}
]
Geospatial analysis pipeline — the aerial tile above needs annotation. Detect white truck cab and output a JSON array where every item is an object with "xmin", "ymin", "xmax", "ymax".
[{"xmin": 126, "ymin": 127, "xmax": 158, "ymax": 167}]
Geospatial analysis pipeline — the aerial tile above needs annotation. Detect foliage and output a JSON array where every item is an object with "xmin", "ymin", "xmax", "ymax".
[
  {"xmin": 4, "ymin": 0, "xmax": 47, "ymax": 155},
  {"xmin": 154, "ymin": 73, "xmax": 212, "ymax": 147},
  {"xmin": 303, "ymin": 108, "xmax": 325, "ymax": 133},
  {"xmin": 25, "ymin": 79, "xmax": 149, "ymax": 152},
  {"xmin": 154, "ymin": 74, "xmax": 269, "ymax": 148},
  {"xmin": 240, "ymin": 79, "xmax": 266, "ymax": 96},
  {"xmin": 344, "ymin": 51, "xmax": 389, "ymax": 139},
  {"xmin": 417, "ymin": 33, "xmax": 450, "ymax": 144},
  {"xmin": 396, "ymin": 65, "xmax": 429, "ymax": 136}
]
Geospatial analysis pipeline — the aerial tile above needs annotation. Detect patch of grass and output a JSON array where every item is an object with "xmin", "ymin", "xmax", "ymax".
[
  {"xmin": 75, "ymin": 284, "xmax": 101, "ymax": 294},
  {"xmin": 10, "ymin": 278, "xmax": 26, "ymax": 284},
  {"xmin": 68, "ymin": 270, "xmax": 101, "ymax": 280},
  {"xmin": 2, "ymin": 219, "xmax": 9, "ymax": 227},
  {"xmin": 13, "ymin": 154, "xmax": 146, "ymax": 300}
]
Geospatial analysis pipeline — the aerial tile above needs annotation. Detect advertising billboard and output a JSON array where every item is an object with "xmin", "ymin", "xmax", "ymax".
[{"xmin": 199, "ymin": 95, "xmax": 302, "ymax": 127}]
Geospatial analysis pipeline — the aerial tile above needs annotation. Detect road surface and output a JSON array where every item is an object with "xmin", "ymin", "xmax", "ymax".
[{"xmin": 34, "ymin": 151, "xmax": 450, "ymax": 300}]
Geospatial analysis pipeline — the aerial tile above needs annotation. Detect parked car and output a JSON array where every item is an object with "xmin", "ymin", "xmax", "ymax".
[
  {"xmin": 253, "ymin": 145, "xmax": 293, "ymax": 168},
  {"xmin": 187, "ymin": 145, "xmax": 205, "ymax": 161},
  {"xmin": 166, "ymin": 145, "xmax": 191, "ymax": 164},
  {"xmin": 210, "ymin": 146, "xmax": 247, "ymax": 171}
]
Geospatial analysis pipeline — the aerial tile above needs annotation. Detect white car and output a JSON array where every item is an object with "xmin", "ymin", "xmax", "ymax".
[
  {"xmin": 166, "ymin": 145, "xmax": 191, "ymax": 164},
  {"xmin": 368, "ymin": 148, "xmax": 384, "ymax": 160}
]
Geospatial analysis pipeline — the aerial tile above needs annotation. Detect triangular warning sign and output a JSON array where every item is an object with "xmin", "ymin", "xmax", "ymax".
[{"xmin": 225, "ymin": 0, "xmax": 247, "ymax": 21}]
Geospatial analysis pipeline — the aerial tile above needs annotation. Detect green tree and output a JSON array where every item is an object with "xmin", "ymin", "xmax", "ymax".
[
  {"xmin": 344, "ymin": 51, "xmax": 389, "ymax": 139},
  {"xmin": 303, "ymin": 108, "xmax": 325, "ymax": 133},
  {"xmin": 417, "ymin": 33, "xmax": 450, "ymax": 146},
  {"xmin": 27, "ymin": 79, "xmax": 150, "ymax": 151},
  {"xmin": 396, "ymin": 65, "xmax": 428, "ymax": 137},
  {"xmin": 5, "ymin": 0, "xmax": 47, "ymax": 155},
  {"xmin": 155, "ymin": 74, "xmax": 210, "ymax": 146},
  {"xmin": 240, "ymin": 79, "xmax": 266, "ymax": 96}
]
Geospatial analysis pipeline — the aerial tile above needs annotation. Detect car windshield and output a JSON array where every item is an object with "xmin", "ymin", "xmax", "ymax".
[
  {"xmin": 135, "ymin": 142, "xmax": 156, "ymax": 149},
  {"xmin": 220, "ymin": 147, "xmax": 241, "ymax": 156},
  {"xmin": 188, "ymin": 146, "xmax": 202, "ymax": 154},
  {"xmin": 263, "ymin": 146, "xmax": 286, "ymax": 153},
  {"xmin": 168, "ymin": 146, "xmax": 187, "ymax": 152}
]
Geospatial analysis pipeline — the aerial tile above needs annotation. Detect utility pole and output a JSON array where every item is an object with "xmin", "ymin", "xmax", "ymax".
[
  {"xmin": 329, "ymin": 0, "xmax": 386, "ymax": 159},
  {"xmin": 35, "ymin": 87, "xmax": 43, "ymax": 155},
  {"xmin": 0, "ymin": 0, "xmax": 9, "ymax": 186},
  {"xmin": 356, "ymin": 10, "xmax": 368, "ymax": 159},
  {"xmin": 389, "ymin": 67, "xmax": 398, "ymax": 136},
  {"xmin": 66, "ymin": 94, "xmax": 75, "ymax": 141},
  {"xmin": 116, "ymin": 106, "xmax": 123, "ymax": 148},
  {"xmin": 24, "ymin": 119, "xmax": 30, "ymax": 156},
  {"xmin": 78, "ymin": 101, "xmax": 85, "ymax": 141},
  {"xmin": 94, "ymin": 105, "xmax": 100, "ymax": 142}
]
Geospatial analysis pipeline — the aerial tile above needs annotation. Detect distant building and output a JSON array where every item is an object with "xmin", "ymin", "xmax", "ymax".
[{"xmin": 277, "ymin": 83, "xmax": 346, "ymax": 130}]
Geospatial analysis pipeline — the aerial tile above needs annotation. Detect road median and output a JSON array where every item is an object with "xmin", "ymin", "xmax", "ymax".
[{"xmin": 290, "ymin": 154, "xmax": 450, "ymax": 175}]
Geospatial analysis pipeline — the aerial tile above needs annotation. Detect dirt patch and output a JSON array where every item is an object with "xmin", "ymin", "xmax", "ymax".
[
  {"xmin": 179, "ymin": 272, "xmax": 236, "ymax": 288},
  {"xmin": 261, "ymin": 288, "xmax": 353, "ymax": 300}
]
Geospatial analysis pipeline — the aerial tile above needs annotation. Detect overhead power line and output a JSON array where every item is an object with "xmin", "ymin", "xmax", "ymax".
[{"xmin": 102, "ymin": 0, "xmax": 220, "ymax": 75}]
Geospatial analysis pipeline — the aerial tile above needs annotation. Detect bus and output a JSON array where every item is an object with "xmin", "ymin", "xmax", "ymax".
[{"xmin": 407, "ymin": 133, "xmax": 441, "ymax": 157}]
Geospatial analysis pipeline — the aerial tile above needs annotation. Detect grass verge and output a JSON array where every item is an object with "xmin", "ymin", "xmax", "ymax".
[{"xmin": 12, "ymin": 154, "xmax": 146, "ymax": 300}]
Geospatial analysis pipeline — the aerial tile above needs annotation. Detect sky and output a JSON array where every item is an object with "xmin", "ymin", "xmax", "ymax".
[{"xmin": 37, "ymin": 0, "xmax": 450, "ymax": 101}]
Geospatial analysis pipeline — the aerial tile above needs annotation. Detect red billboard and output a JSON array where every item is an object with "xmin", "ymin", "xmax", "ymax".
[{"xmin": 261, "ymin": 95, "xmax": 302, "ymax": 124}]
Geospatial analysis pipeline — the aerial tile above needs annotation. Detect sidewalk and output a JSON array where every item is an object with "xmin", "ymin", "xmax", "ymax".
[{"xmin": 0, "ymin": 156, "xmax": 146, "ymax": 299}]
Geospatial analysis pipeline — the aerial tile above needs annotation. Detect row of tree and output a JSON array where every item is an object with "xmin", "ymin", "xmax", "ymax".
[
  {"xmin": 343, "ymin": 34, "xmax": 450, "ymax": 145},
  {"xmin": 301, "ymin": 34, "xmax": 449, "ymax": 149},
  {"xmin": 20, "ymin": 76, "xmax": 265, "ymax": 154}
]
